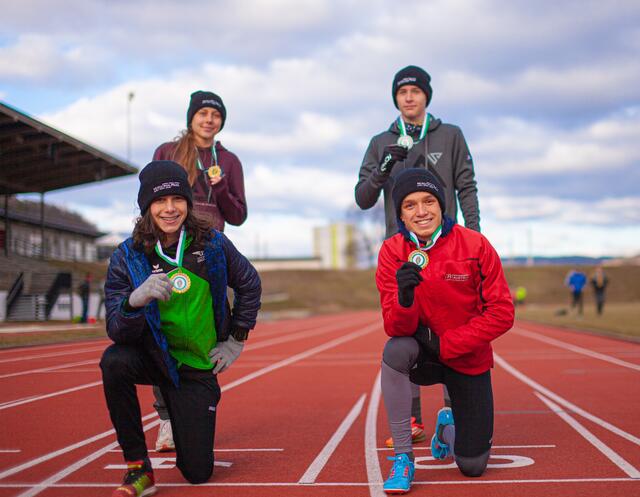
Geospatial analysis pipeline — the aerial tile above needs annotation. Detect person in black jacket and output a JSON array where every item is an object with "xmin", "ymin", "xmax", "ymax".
[{"xmin": 101, "ymin": 160, "xmax": 261, "ymax": 497}]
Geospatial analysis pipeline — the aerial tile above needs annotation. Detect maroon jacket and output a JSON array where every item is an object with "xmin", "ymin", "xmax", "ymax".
[{"xmin": 153, "ymin": 141, "xmax": 247, "ymax": 231}]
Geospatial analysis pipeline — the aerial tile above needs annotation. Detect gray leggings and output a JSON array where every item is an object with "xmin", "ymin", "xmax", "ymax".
[{"xmin": 382, "ymin": 336, "xmax": 492, "ymax": 477}]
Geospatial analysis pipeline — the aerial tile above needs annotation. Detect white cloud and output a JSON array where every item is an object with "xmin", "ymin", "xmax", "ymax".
[{"xmin": 472, "ymin": 108, "xmax": 640, "ymax": 176}]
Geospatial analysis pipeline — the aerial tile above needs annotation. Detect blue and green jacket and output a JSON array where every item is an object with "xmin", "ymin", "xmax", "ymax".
[{"xmin": 104, "ymin": 230, "xmax": 261, "ymax": 386}]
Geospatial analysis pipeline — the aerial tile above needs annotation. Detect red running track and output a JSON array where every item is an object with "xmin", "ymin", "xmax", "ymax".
[{"xmin": 0, "ymin": 311, "xmax": 638, "ymax": 497}]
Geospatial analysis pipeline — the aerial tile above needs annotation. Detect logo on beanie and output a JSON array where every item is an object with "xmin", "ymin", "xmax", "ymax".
[
  {"xmin": 417, "ymin": 181, "xmax": 438, "ymax": 191},
  {"xmin": 201, "ymin": 99, "xmax": 222, "ymax": 108},
  {"xmin": 153, "ymin": 181, "xmax": 181, "ymax": 193},
  {"xmin": 397, "ymin": 77, "xmax": 417, "ymax": 87}
]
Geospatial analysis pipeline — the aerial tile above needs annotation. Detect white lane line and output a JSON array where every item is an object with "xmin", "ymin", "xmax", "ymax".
[
  {"xmin": 365, "ymin": 369, "xmax": 384, "ymax": 497},
  {"xmin": 535, "ymin": 392, "xmax": 640, "ymax": 478},
  {"xmin": 513, "ymin": 328, "xmax": 640, "ymax": 372},
  {"xmin": 376, "ymin": 444, "xmax": 556, "ymax": 451},
  {"xmin": 0, "ymin": 345, "xmax": 106, "ymax": 364},
  {"xmin": 0, "ymin": 360, "xmax": 97, "ymax": 379},
  {"xmin": 8, "ymin": 322, "xmax": 380, "ymax": 495},
  {"xmin": 494, "ymin": 353, "xmax": 640, "ymax": 446},
  {"xmin": 246, "ymin": 317, "xmax": 378, "ymax": 352},
  {"xmin": 0, "ymin": 412, "xmax": 158, "ymax": 481},
  {"xmin": 0, "ymin": 450, "xmax": 21, "ymax": 453},
  {"xmin": 15, "ymin": 418, "xmax": 162, "ymax": 497},
  {"xmin": 0, "ymin": 324, "xmax": 103, "ymax": 334},
  {"xmin": 299, "ymin": 393, "xmax": 366, "ymax": 484},
  {"xmin": 0, "ymin": 381, "xmax": 103, "ymax": 411},
  {"xmin": 0, "ymin": 320, "xmax": 377, "ymax": 410},
  {"xmin": 222, "ymin": 323, "xmax": 380, "ymax": 392},
  {"xmin": 108, "ymin": 448, "xmax": 284, "ymax": 453},
  {"xmin": 2, "ymin": 477, "xmax": 638, "ymax": 488}
]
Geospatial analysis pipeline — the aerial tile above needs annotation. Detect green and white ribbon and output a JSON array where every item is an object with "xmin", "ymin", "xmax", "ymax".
[
  {"xmin": 398, "ymin": 113, "xmax": 431, "ymax": 142},
  {"xmin": 155, "ymin": 227, "xmax": 186, "ymax": 268},
  {"xmin": 409, "ymin": 224, "xmax": 442, "ymax": 251},
  {"xmin": 195, "ymin": 142, "xmax": 218, "ymax": 170}
]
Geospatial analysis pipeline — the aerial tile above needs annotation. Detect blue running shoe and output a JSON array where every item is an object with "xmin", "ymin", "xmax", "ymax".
[
  {"xmin": 431, "ymin": 407, "xmax": 454, "ymax": 460},
  {"xmin": 383, "ymin": 453, "xmax": 415, "ymax": 494}
]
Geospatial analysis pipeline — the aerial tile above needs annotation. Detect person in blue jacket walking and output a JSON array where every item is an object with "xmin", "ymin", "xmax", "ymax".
[
  {"xmin": 565, "ymin": 269, "xmax": 587, "ymax": 315},
  {"xmin": 101, "ymin": 160, "xmax": 261, "ymax": 497}
]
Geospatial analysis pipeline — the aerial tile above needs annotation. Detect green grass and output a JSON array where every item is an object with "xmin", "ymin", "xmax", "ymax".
[
  {"xmin": 0, "ymin": 327, "xmax": 108, "ymax": 349},
  {"xmin": 516, "ymin": 302, "xmax": 640, "ymax": 339}
]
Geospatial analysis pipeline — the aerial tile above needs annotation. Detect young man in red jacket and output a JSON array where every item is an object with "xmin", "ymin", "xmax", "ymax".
[{"xmin": 376, "ymin": 168, "xmax": 514, "ymax": 494}]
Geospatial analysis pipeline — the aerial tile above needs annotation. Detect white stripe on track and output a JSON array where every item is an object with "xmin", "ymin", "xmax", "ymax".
[
  {"xmin": 299, "ymin": 393, "xmax": 366, "ymax": 484},
  {"xmin": 0, "ymin": 381, "xmax": 103, "ymax": 411},
  {"xmin": 1, "ymin": 477, "xmax": 639, "ymax": 489},
  {"xmin": 494, "ymin": 353, "xmax": 640, "ymax": 446},
  {"xmin": 0, "ymin": 345, "xmax": 106, "ymax": 364},
  {"xmin": 7, "ymin": 321, "xmax": 381, "ymax": 496},
  {"xmin": 15, "ymin": 418, "xmax": 162, "ymax": 497},
  {"xmin": 513, "ymin": 327, "xmax": 640, "ymax": 371},
  {"xmin": 365, "ymin": 369, "xmax": 384, "ymax": 497},
  {"xmin": 0, "ymin": 359, "xmax": 97, "ymax": 379},
  {"xmin": 535, "ymin": 392, "xmax": 640, "ymax": 478},
  {"xmin": 246, "ymin": 317, "xmax": 378, "ymax": 352}
]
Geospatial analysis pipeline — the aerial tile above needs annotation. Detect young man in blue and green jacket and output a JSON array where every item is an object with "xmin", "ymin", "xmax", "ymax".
[{"xmin": 101, "ymin": 160, "xmax": 261, "ymax": 497}]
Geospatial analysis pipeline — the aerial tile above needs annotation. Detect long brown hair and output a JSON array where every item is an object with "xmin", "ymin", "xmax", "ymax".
[
  {"xmin": 170, "ymin": 130, "xmax": 200, "ymax": 186},
  {"xmin": 132, "ymin": 206, "xmax": 212, "ymax": 255}
]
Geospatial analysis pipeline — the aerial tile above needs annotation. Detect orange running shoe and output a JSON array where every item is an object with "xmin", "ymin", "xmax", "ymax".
[{"xmin": 384, "ymin": 417, "xmax": 427, "ymax": 448}]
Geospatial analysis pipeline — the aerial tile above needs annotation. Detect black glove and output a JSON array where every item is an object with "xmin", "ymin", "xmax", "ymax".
[
  {"xmin": 377, "ymin": 144, "xmax": 409, "ymax": 175},
  {"xmin": 396, "ymin": 261, "xmax": 423, "ymax": 307},
  {"xmin": 414, "ymin": 324, "xmax": 440, "ymax": 358}
]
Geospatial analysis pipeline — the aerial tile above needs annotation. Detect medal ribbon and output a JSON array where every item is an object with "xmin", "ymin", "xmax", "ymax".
[
  {"xmin": 398, "ymin": 113, "xmax": 430, "ymax": 142},
  {"xmin": 195, "ymin": 142, "xmax": 218, "ymax": 170},
  {"xmin": 409, "ymin": 225, "xmax": 442, "ymax": 252},
  {"xmin": 155, "ymin": 227, "xmax": 187, "ymax": 268}
]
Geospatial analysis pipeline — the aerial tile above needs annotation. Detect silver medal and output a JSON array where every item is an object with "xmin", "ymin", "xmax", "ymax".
[{"xmin": 397, "ymin": 135, "xmax": 414, "ymax": 150}]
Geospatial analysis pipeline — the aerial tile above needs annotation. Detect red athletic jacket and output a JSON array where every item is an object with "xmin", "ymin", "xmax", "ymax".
[{"xmin": 376, "ymin": 225, "xmax": 514, "ymax": 375}]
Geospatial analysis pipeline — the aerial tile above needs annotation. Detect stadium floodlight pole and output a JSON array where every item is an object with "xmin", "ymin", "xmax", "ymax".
[{"xmin": 126, "ymin": 91, "xmax": 135, "ymax": 162}]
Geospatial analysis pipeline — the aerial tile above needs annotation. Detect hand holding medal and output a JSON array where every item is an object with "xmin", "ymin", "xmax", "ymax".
[
  {"xmin": 207, "ymin": 165, "xmax": 224, "ymax": 185},
  {"xmin": 396, "ymin": 261, "xmax": 423, "ymax": 307}
]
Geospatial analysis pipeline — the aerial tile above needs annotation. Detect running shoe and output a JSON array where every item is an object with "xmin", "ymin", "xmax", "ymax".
[
  {"xmin": 155, "ymin": 419, "xmax": 175, "ymax": 452},
  {"xmin": 383, "ymin": 453, "xmax": 415, "ymax": 494},
  {"xmin": 112, "ymin": 459, "xmax": 156, "ymax": 497},
  {"xmin": 385, "ymin": 417, "xmax": 427, "ymax": 448},
  {"xmin": 431, "ymin": 407, "xmax": 454, "ymax": 460}
]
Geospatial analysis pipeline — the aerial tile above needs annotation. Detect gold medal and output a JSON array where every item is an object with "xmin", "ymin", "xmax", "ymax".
[
  {"xmin": 408, "ymin": 250, "xmax": 429, "ymax": 269},
  {"xmin": 170, "ymin": 272, "xmax": 191, "ymax": 294},
  {"xmin": 207, "ymin": 165, "xmax": 222, "ymax": 179}
]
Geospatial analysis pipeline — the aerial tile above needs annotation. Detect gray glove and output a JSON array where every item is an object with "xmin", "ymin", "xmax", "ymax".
[
  {"xmin": 209, "ymin": 336, "xmax": 244, "ymax": 374},
  {"xmin": 128, "ymin": 273, "xmax": 173, "ymax": 308}
]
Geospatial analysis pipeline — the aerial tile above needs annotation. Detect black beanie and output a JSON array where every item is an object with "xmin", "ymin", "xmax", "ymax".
[
  {"xmin": 392, "ymin": 168, "xmax": 445, "ymax": 217},
  {"xmin": 186, "ymin": 90, "xmax": 227, "ymax": 130},
  {"xmin": 392, "ymin": 65, "xmax": 433, "ymax": 108},
  {"xmin": 137, "ymin": 161, "xmax": 193, "ymax": 214}
]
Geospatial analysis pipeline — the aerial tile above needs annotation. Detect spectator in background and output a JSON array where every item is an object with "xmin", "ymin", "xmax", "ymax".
[
  {"xmin": 151, "ymin": 90, "xmax": 248, "ymax": 453},
  {"xmin": 591, "ymin": 266, "xmax": 609, "ymax": 315},
  {"xmin": 514, "ymin": 286, "xmax": 527, "ymax": 307},
  {"xmin": 78, "ymin": 273, "xmax": 92, "ymax": 323},
  {"xmin": 565, "ymin": 269, "xmax": 587, "ymax": 315},
  {"xmin": 96, "ymin": 278, "xmax": 106, "ymax": 320}
]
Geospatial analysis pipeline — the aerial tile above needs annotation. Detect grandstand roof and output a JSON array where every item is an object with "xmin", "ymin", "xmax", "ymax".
[{"xmin": 0, "ymin": 101, "xmax": 137, "ymax": 194}]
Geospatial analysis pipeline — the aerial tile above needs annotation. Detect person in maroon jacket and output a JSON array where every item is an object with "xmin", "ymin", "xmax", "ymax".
[
  {"xmin": 153, "ymin": 90, "xmax": 247, "ymax": 231},
  {"xmin": 376, "ymin": 168, "xmax": 514, "ymax": 494},
  {"xmin": 152, "ymin": 90, "xmax": 248, "ymax": 452}
]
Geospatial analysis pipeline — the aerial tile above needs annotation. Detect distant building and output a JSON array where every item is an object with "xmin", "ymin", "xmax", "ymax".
[
  {"xmin": 1, "ymin": 196, "xmax": 103, "ymax": 262},
  {"xmin": 251, "ymin": 257, "xmax": 323, "ymax": 272},
  {"xmin": 313, "ymin": 222, "xmax": 357, "ymax": 269}
]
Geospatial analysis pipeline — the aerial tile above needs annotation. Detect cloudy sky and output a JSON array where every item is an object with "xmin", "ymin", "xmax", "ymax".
[{"xmin": 2, "ymin": 0, "xmax": 639, "ymax": 259}]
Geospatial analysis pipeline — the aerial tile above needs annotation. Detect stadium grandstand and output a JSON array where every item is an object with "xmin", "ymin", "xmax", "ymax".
[{"xmin": 0, "ymin": 101, "xmax": 137, "ymax": 321}]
